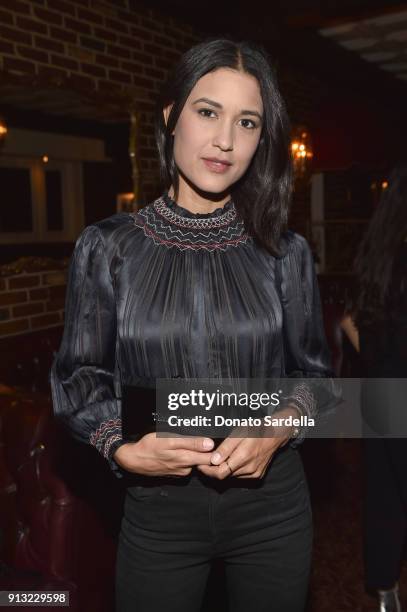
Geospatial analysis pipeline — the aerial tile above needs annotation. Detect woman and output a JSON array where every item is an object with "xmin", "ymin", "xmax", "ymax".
[
  {"xmin": 51, "ymin": 38, "xmax": 334, "ymax": 612},
  {"xmin": 342, "ymin": 162, "xmax": 407, "ymax": 611}
]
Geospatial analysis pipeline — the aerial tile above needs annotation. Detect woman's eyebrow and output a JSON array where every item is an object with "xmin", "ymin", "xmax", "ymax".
[
  {"xmin": 192, "ymin": 97, "xmax": 263, "ymax": 121},
  {"xmin": 192, "ymin": 96, "xmax": 222, "ymax": 109}
]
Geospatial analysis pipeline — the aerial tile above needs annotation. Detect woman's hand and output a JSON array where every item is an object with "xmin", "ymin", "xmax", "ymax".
[
  {"xmin": 112, "ymin": 433, "xmax": 215, "ymax": 477},
  {"xmin": 196, "ymin": 407, "xmax": 299, "ymax": 480}
]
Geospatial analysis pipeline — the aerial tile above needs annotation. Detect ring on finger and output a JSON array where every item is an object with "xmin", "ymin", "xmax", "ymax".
[{"xmin": 225, "ymin": 459, "xmax": 233, "ymax": 475}]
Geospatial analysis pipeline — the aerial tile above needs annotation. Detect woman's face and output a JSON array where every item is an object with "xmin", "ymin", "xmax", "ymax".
[{"xmin": 166, "ymin": 67, "xmax": 264, "ymax": 200}]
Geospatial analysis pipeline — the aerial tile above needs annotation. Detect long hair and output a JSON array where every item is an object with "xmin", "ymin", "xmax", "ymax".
[
  {"xmin": 352, "ymin": 161, "xmax": 407, "ymax": 325},
  {"xmin": 154, "ymin": 37, "xmax": 293, "ymax": 256}
]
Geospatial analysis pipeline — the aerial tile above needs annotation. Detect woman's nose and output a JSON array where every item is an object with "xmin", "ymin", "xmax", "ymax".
[{"xmin": 212, "ymin": 121, "xmax": 234, "ymax": 151}]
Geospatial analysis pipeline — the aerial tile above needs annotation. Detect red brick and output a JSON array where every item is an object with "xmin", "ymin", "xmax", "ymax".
[
  {"xmin": 3, "ymin": 56, "xmax": 35, "ymax": 73},
  {"xmin": 117, "ymin": 9, "xmax": 140, "ymax": 26},
  {"xmin": 8, "ymin": 276, "xmax": 40, "ymax": 290},
  {"xmin": 37, "ymin": 64, "xmax": 66, "ymax": 81},
  {"xmin": 80, "ymin": 35, "xmax": 105, "ymax": 52},
  {"xmin": 108, "ymin": 69, "xmax": 132, "ymax": 84},
  {"xmin": 94, "ymin": 27, "xmax": 117, "ymax": 42},
  {"xmin": 49, "ymin": 26, "xmax": 76, "ymax": 44},
  {"xmin": 121, "ymin": 60, "xmax": 143, "ymax": 74},
  {"xmin": 118, "ymin": 35, "xmax": 142, "ymax": 51},
  {"xmin": 143, "ymin": 42, "xmax": 164, "ymax": 57},
  {"xmin": 0, "ymin": 25, "xmax": 32, "ymax": 46},
  {"xmin": 51, "ymin": 54, "xmax": 78, "ymax": 71},
  {"xmin": 137, "ymin": 100, "xmax": 155, "ymax": 112},
  {"xmin": 95, "ymin": 53, "xmax": 119, "ymax": 68},
  {"xmin": 13, "ymin": 302, "xmax": 44, "ymax": 317},
  {"xmin": 41, "ymin": 271, "xmax": 66, "ymax": 286},
  {"xmin": 31, "ymin": 313, "xmax": 60, "ymax": 329},
  {"xmin": 64, "ymin": 17, "xmax": 91, "ymax": 35},
  {"xmin": 0, "ymin": 278, "xmax": 6, "ymax": 291},
  {"xmin": 0, "ymin": 308, "xmax": 9, "ymax": 322},
  {"xmin": 0, "ymin": 40, "xmax": 14, "ymax": 54},
  {"xmin": 0, "ymin": 9, "xmax": 13, "ymax": 25},
  {"xmin": 157, "ymin": 57, "xmax": 176, "ymax": 71},
  {"xmin": 45, "ymin": 298, "xmax": 65, "ymax": 312},
  {"xmin": 0, "ymin": 319, "xmax": 29, "ymax": 336},
  {"xmin": 162, "ymin": 49, "xmax": 179, "ymax": 63},
  {"xmin": 48, "ymin": 285, "xmax": 66, "ymax": 299},
  {"xmin": 129, "ymin": 25, "xmax": 152, "ymax": 41},
  {"xmin": 105, "ymin": 17, "xmax": 128, "ymax": 33},
  {"xmin": 131, "ymin": 50, "xmax": 153, "ymax": 65},
  {"xmin": 35, "ymin": 34, "xmax": 65, "ymax": 53},
  {"xmin": 50, "ymin": 0, "xmax": 76, "ymax": 16},
  {"xmin": 153, "ymin": 34, "xmax": 174, "ymax": 48},
  {"xmin": 33, "ymin": 7, "xmax": 63, "ymax": 26},
  {"xmin": 97, "ymin": 79, "xmax": 122, "ymax": 94},
  {"xmin": 30, "ymin": 287, "xmax": 48, "ymax": 300},
  {"xmin": 132, "ymin": 74, "xmax": 155, "ymax": 89},
  {"xmin": 77, "ymin": 8, "xmax": 104, "ymax": 25},
  {"xmin": 108, "ymin": 0, "xmax": 127, "ymax": 7},
  {"xmin": 107, "ymin": 43, "xmax": 130, "ymax": 60},
  {"xmin": 147, "ymin": 66, "xmax": 166, "ymax": 80},
  {"xmin": 17, "ymin": 45, "xmax": 48, "ymax": 63},
  {"xmin": 0, "ymin": 0, "xmax": 31, "ymax": 14},
  {"xmin": 16, "ymin": 16, "xmax": 48, "ymax": 35},
  {"xmin": 68, "ymin": 73, "xmax": 95, "ymax": 90},
  {"xmin": 68, "ymin": 44, "xmax": 93, "ymax": 62},
  {"xmin": 81, "ymin": 62, "xmax": 105, "ymax": 78},
  {"xmin": 91, "ymin": 0, "xmax": 114, "ymax": 11},
  {"xmin": 140, "ymin": 17, "xmax": 163, "ymax": 33}
]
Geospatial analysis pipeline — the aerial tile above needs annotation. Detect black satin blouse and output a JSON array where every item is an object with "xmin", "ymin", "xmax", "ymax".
[{"xmin": 50, "ymin": 192, "xmax": 334, "ymax": 478}]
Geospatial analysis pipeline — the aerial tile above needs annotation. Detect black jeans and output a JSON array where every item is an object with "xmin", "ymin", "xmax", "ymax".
[
  {"xmin": 115, "ymin": 447, "xmax": 312, "ymax": 612},
  {"xmin": 363, "ymin": 437, "xmax": 407, "ymax": 591}
]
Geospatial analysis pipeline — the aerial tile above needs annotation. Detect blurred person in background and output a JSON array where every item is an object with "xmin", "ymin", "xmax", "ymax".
[{"xmin": 342, "ymin": 161, "xmax": 407, "ymax": 612}]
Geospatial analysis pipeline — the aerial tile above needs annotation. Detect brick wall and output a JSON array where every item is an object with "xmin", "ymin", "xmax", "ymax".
[
  {"xmin": 0, "ymin": 0, "xmax": 202, "ymax": 201},
  {"xmin": 0, "ymin": 268, "xmax": 67, "ymax": 338}
]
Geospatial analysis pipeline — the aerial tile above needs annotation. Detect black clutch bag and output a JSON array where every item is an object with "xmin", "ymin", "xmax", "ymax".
[{"xmin": 121, "ymin": 385, "xmax": 157, "ymax": 441}]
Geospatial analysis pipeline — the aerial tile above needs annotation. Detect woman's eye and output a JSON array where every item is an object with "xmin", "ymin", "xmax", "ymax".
[
  {"xmin": 239, "ymin": 118, "xmax": 257, "ymax": 130},
  {"xmin": 198, "ymin": 108, "xmax": 217, "ymax": 118}
]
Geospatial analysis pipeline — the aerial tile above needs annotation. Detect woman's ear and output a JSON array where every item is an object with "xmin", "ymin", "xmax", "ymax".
[
  {"xmin": 163, "ymin": 104, "xmax": 171, "ymax": 125},
  {"xmin": 163, "ymin": 103, "xmax": 174, "ymax": 134}
]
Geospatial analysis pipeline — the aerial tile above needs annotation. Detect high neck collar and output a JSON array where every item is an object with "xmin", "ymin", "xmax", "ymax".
[
  {"xmin": 163, "ymin": 191, "xmax": 234, "ymax": 219},
  {"xmin": 131, "ymin": 193, "xmax": 250, "ymax": 252}
]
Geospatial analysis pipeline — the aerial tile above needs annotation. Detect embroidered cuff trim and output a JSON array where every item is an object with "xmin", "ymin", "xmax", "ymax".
[{"xmin": 89, "ymin": 418, "xmax": 123, "ymax": 460}]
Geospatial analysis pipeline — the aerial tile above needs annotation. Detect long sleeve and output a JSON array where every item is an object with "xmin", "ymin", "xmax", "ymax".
[
  {"xmin": 276, "ymin": 232, "xmax": 339, "ymax": 444},
  {"xmin": 50, "ymin": 224, "xmax": 127, "ymax": 478}
]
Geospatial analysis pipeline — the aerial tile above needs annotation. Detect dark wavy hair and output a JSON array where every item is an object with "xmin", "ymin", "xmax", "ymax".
[
  {"xmin": 352, "ymin": 161, "xmax": 407, "ymax": 325},
  {"xmin": 154, "ymin": 37, "xmax": 293, "ymax": 256}
]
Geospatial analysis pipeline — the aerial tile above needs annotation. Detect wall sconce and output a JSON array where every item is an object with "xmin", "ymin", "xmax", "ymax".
[
  {"xmin": 370, "ymin": 178, "xmax": 389, "ymax": 208},
  {"xmin": 117, "ymin": 192, "xmax": 135, "ymax": 213},
  {"xmin": 291, "ymin": 126, "xmax": 313, "ymax": 180},
  {"xmin": 0, "ymin": 117, "xmax": 8, "ymax": 148}
]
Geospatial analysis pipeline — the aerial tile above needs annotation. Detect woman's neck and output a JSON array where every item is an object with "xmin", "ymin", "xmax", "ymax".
[{"xmin": 168, "ymin": 183, "xmax": 230, "ymax": 215}]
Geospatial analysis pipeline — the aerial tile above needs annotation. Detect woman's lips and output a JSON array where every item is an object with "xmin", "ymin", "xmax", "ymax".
[{"xmin": 202, "ymin": 158, "xmax": 232, "ymax": 174}]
